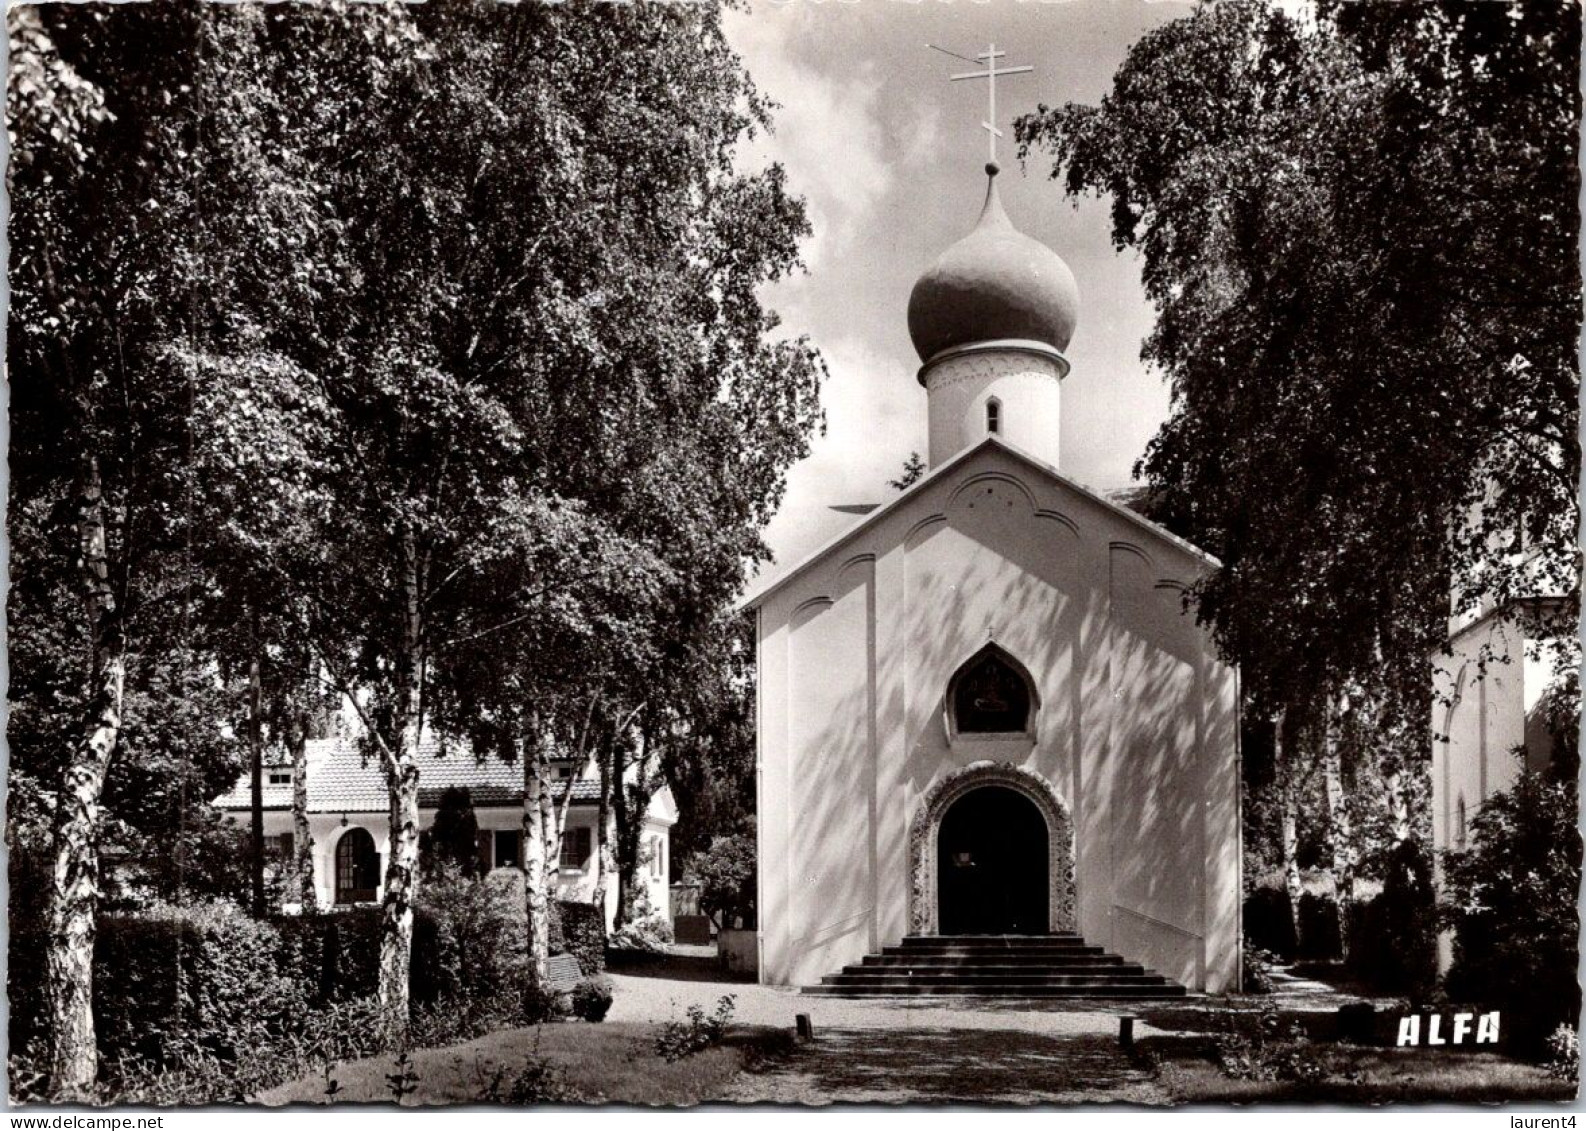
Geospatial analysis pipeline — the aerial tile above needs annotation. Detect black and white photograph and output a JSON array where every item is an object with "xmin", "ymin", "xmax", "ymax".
[{"xmin": 3, "ymin": 0, "xmax": 1582, "ymax": 1112}]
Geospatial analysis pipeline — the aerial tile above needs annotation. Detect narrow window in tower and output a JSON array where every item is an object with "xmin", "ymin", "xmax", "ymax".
[{"xmin": 986, "ymin": 398, "xmax": 1001, "ymax": 435}]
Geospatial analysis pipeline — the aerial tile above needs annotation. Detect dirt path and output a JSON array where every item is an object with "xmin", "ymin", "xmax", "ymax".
[
  {"xmin": 606, "ymin": 958, "xmax": 1173, "ymax": 1106},
  {"xmin": 720, "ymin": 1026, "xmax": 1171, "ymax": 1106}
]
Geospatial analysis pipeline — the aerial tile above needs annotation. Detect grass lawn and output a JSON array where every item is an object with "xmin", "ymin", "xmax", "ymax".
[
  {"xmin": 257, "ymin": 1021, "xmax": 793, "ymax": 1107},
  {"xmin": 1141, "ymin": 1036, "xmax": 1577, "ymax": 1104}
]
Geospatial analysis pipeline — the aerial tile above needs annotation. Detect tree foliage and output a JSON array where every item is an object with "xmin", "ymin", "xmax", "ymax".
[
  {"xmin": 1017, "ymin": 0, "xmax": 1580, "ymax": 715},
  {"xmin": 691, "ymin": 818, "xmax": 758, "ymax": 930},
  {"xmin": 8, "ymin": 0, "xmax": 821, "ymax": 1079},
  {"xmin": 1444, "ymin": 770, "xmax": 1582, "ymax": 1053}
]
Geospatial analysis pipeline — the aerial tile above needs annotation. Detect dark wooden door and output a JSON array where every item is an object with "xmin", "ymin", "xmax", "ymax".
[{"xmin": 937, "ymin": 786, "xmax": 1048, "ymax": 934}]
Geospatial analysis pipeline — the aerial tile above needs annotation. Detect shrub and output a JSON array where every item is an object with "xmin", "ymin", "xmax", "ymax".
[
  {"xmin": 1444, "ymin": 771, "xmax": 1581, "ymax": 1056},
  {"xmin": 692, "ymin": 822, "xmax": 756, "ymax": 929},
  {"xmin": 1347, "ymin": 840, "xmax": 1437, "ymax": 999},
  {"xmin": 654, "ymin": 995, "xmax": 735, "ymax": 1062},
  {"xmin": 1243, "ymin": 947, "xmax": 1279, "ymax": 994},
  {"xmin": 1242, "ymin": 886, "xmax": 1296, "ymax": 960},
  {"xmin": 9, "ymin": 887, "xmax": 541, "ymax": 1102},
  {"xmin": 503, "ymin": 1057, "xmax": 577, "ymax": 1103},
  {"xmin": 570, "ymin": 976, "xmax": 614, "ymax": 1023},
  {"xmin": 1543, "ymin": 1025, "xmax": 1580, "ymax": 1082},
  {"xmin": 423, "ymin": 787, "xmax": 481, "ymax": 878},
  {"xmin": 1296, "ymin": 891, "xmax": 1341, "ymax": 961},
  {"xmin": 556, "ymin": 900, "xmax": 606, "ymax": 975},
  {"xmin": 609, "ymin": 912, "xmax": 673, "ymax": 954},
  {"xmin": 1214, "ymin": 1000, "xmax": 1326, "ymax": 1086},
  {"xmin": 417, "ymin": 863, "xmax": 527, "ymax": 1002},
  {"xmin": 522, "ymin": 983, "xmax": 570, "ymax": 1025},
  {"xmin": 271, "ymin": 907, "xmax": 384, "ymax": 1002},
  {"xmin": 547, "ymin": 897, "xmax": 565, "ymax": 956}
]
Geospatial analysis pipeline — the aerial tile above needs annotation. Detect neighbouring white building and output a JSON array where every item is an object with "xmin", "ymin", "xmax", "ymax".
[
  {"xmin": 740, "ymin": 165, "xmax": 1242, "ymax": 994},
  {"xmin": 216, "ymin": 736, "xmax": 676, "ymax": 928},
  {"xmin": 1431, "ymin": 584, "xmax": 1573, "ymax": 969}
]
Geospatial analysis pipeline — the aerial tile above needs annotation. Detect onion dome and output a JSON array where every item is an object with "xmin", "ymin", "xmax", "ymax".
[{"xmin": 907, "ymin": 164, "xmax": 1080, "ymax": 366}]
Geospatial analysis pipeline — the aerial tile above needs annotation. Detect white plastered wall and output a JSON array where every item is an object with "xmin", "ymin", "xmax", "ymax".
[{"xmin": 754, "ymin": 443, "xmax": 1240, "ymax": 991}]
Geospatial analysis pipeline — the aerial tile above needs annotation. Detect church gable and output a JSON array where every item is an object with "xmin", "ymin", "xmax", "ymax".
[{"xmin": 745, "ymin": 437, "xmax": 1215, "ymax": 620}]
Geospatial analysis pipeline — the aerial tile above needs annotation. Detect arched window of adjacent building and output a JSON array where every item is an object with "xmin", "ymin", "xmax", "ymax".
[
  {"xmin": 948, "ymin": 645, "xmax": 1034, "ymax": 734},
  {"xmin": 335, "ymin": 827, "xmax": 380, "ymax": 904},
  {"xmin": 1455, "ymin": 795, "xmax": 1468, "ymax": 850},
  {"xmin": 986, "ymin": 398, "xmax": 1002, "ymax": 435}
]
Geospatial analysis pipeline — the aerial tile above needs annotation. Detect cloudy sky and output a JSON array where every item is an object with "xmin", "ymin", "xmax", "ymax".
[{"xmin": 724, "ymin": 0, "xmax": 1200, "ymax": 579}]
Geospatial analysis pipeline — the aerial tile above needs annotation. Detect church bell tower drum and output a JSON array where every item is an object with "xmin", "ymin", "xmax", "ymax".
[{"xmin": 907, "ymin": 163, "xmax": 1079, "ymax": 470}]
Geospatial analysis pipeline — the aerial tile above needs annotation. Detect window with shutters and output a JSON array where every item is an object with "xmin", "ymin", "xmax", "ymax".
[{"xmin": 560, "ymin": 826, "xmax": 591, "ymax": 869}]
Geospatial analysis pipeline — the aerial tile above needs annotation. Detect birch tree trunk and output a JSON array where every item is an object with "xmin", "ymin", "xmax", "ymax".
[
  {"xmin": 248, "ymin": 643, "xmax": 266, "ymax": 918},
  {"xmin": 615, "ymin": 715, "xmax": 660, "ymax": 925},
  {"xmin": 612, "ymin": 742, "xmax": 633, "ymax": 930},
  {"xmin": 1321, "ymin": 706, "xmax": 1354, "ymax": 958},
  {"xmin": 592, "ymin": 728, "xmax": 615, "ymax": 933},
  {"xmin": 522, "ymin": 726, "xmax": 549, "ymax": 990},
  {"xmin": 377, "ymin": 534, "xmax": 425, "ymax": 1040},
  {"xmin": 1276, "ymin": 709, "xmax": 1304, "ymax": 955},
  {"xmin": 1384, "ymin": 757, "xmax": 1412, "ymax": 846},
  {"xmin": 539, "ymin": 744, "xmax": 558, "ymax": 948},
  {"xmin": 47, "ymin": 456, "xmax": 125, "ymax": 1101},
  {"xmin": 290, "ymin": 707, "xmax": 316, "ymax": 912},
  {"xmin": 379, "ymin": 732, "xmax": 422, "ymax": 1040}
]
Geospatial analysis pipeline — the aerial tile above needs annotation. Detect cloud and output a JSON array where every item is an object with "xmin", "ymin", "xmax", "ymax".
[
  {"xmin": 726, "ymin": 7, "xmax": 939, "ymax": 271},
  {"xmin": 757, "ymin": 334, "xmax": 927, "ymax": 573}
]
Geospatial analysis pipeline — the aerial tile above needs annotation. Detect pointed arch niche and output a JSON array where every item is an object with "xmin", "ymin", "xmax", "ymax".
[
  {"xmin": 944, "ymin": 642, "xmax": 1039, "ymax": 743},
  {"xmin": 907, "ymin": 761, "xmax": 1077, "ymax": 934}
]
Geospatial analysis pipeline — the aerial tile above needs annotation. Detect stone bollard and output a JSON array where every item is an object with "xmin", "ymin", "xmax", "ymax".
[
  {"xmin": 1119, "ymin": 1016, "xmax": 1136, "ymax": 1051},
  {"xmin": 796, "ymin": 1013, "xmax": 814, "ymax": 1041}
]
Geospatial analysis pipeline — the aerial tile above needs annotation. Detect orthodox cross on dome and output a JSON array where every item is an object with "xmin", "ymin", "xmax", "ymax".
[{"xmin": 929, "ymin": 42, "xmax": 1034, "ymax": 169}]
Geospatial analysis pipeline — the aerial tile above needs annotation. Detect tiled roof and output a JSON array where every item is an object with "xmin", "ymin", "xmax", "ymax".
[{"xmin": 214, "ymin": 737, "xmax": 600, "ymax": 813}]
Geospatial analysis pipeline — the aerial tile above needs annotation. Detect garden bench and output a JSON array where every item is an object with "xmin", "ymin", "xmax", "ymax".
[{"xmin": 546, "ymin": 953, "xmax": 583, "ymax": 995}]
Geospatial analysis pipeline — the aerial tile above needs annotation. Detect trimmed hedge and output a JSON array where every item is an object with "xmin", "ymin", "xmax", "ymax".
[
  {"xmin": 13, "ymin": 876, "xmax": 592, "ymax": 1092},
  {"xmin": 556, "ymin": 900, "xmax": 606, "ymax": 976},
  {"xmin": 1243, "ymin": 886, "xmax": 1296, "ymax": 959},
  {"xmin": 1296, "ymin": 891, "xmax": 1342, "ymax": 961},
  {"xmin": 93, "ymin": 902, "xmax": 312, "ymax": 1066}
]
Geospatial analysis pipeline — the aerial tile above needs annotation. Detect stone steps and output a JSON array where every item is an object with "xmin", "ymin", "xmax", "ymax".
[{"xmin": 803, "ymin": 933, "xmax": 1187, "ymax": 999}]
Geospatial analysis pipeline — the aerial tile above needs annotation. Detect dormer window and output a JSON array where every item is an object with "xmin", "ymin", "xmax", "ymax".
[
  {"xmin": 986, "ymin": 398, "xmax": 1002, "ymax": 435},
  {"xmin": 268, "ymin": 770, "xmax": 292, "ymax": 786}
]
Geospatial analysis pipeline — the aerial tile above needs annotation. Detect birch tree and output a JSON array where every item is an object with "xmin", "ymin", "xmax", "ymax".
[{"xmin": 1017, "ymin": 0, "xmax": 1579, "ymax": 884}]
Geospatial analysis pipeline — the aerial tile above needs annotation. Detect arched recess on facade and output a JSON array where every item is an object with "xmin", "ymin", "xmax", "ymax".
[
  {"xmin": 907, "ymin": 760, "xmax": 1076, "ymax": 935},
  {"xmin": 944, "ymin": 641, "xmax": 1040, "ymax": 740}
]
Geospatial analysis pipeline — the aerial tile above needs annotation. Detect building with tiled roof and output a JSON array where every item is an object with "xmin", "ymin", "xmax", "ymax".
[{"xmin": 215, "ymin": 737, "xmax": 676, "ymax": 924}]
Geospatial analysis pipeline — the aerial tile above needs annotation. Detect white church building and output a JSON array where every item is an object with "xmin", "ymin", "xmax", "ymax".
[{"xmin": 741, "ymin": 164, "xmax": 1242, "ymax": 995}]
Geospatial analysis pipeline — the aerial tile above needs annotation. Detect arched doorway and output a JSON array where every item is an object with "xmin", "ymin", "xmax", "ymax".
[
  {"xmin": 907, "ymin": 761, "xmax": 1076, "ymax": 935},
  {"xmin": 937, "ymin": 785, "xmax": 1049, "ymax": 934},
  {"xmin": 335, "ymin": 827, "xmax": 380, "ymax": 904}
]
